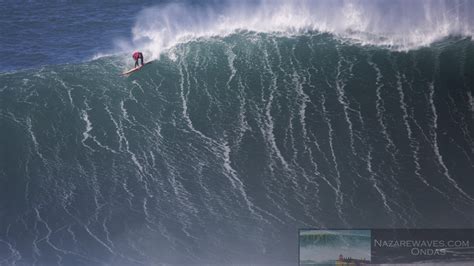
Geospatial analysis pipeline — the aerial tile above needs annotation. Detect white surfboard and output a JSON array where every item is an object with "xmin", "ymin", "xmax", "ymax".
[{"xmin": 121, "ymin": 61, "xmax": 152, "ymax": 76}]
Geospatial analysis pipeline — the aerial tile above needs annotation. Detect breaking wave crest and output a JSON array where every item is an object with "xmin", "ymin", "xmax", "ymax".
[{"xmin": 128, "ymin": 0, "xmax": 474, "ymax": 59}]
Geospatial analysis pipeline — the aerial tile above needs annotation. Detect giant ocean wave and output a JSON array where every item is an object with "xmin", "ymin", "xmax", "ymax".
[{"xmin": 1, "ymin": 1, "xmax": 474, "ymax": 265}]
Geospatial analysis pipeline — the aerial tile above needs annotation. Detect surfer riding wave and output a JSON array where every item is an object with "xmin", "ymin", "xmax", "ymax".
[{"xmin": 133, "ymin": 51, "xmax": 144, "ymax": 68}]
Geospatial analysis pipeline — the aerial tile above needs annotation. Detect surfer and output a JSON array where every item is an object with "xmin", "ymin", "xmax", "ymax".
[
  {"xmin": 121, "ymin": 51, "xmax": 150, "ymax": 75},
  {"xmin": 133, "ymin": 51, "xmax": 144, "ymax": 68}
]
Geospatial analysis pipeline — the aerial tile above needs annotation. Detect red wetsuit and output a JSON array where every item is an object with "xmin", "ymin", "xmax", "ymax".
[{"xmin": 133, "ymin": 52, "xmax": 142, "ymax": 61}]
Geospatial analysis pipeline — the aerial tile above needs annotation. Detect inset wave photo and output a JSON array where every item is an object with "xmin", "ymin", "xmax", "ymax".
[{"xmin": 300, "ymin": 230, "xmax": 371, "ymax": 265}]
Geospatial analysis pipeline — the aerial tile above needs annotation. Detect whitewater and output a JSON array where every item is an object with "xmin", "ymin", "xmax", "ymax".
[{"xmin": 1, "ymin": 0, "xmax": 473, "ymax": 265}]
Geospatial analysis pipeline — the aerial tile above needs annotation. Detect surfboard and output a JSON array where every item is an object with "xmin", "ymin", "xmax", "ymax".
[{"xmin": 121, "ymin": 61, "xmax": 152, "ymax": 76}]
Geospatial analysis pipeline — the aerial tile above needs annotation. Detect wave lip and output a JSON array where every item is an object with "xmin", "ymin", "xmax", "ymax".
[{"xmin": 130, "ymin": 0, "xmax": 474, "ymax": 59}]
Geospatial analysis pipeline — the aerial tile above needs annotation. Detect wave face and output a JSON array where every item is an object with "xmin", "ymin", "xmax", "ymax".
[{"xmin": 1, "ymin": 33, "xmax": 474, "ymax": 265}]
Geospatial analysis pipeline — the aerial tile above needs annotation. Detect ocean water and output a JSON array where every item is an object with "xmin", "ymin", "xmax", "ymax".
[{"xmin": 1, "ymin": 1, "xmax": 474, "ymax": 265}]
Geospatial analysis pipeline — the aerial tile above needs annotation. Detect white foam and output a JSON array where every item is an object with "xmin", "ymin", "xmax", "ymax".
[
  {"xmin": 128, "ymin": 0, "xmax": 474, "ymax": 60},
  {"xmin": 468, "ymin": 91, "xmax": 474, "ymax": 115}
]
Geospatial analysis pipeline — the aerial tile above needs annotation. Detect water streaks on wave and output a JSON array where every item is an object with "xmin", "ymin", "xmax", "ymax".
[{"xmin": 0, "ymin": 31, "xmax": 474, "ymax": 265}]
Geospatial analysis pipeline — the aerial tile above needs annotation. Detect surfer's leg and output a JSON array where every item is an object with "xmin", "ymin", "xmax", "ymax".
[
  {"xmin": 135, "ymin": 60, "xmax": 139, "ymax": 68},
  {"xmin": 139, "ymin": 53, "xmax": 144, "ymax": 66}
]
